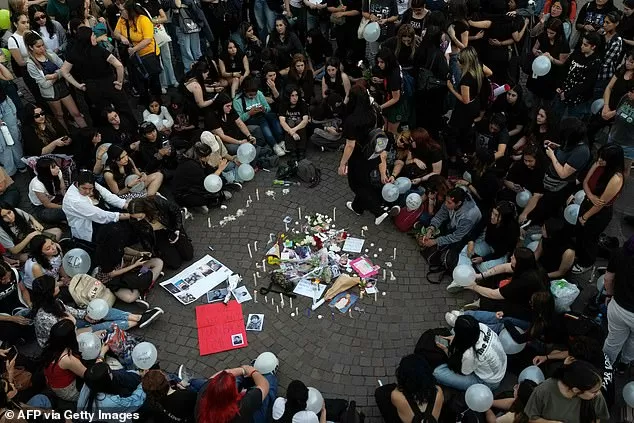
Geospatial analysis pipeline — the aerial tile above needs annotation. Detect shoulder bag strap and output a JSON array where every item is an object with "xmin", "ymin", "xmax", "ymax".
[{"xmin": 403, "ymin": 393, "xmax": 426, "ymax": 423}]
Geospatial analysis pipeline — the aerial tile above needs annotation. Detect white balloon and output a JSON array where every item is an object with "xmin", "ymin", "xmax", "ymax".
[
  {"xmin": 204, "ymin": 174, "xmax": 223, "ymax": 193},
  {"xmin": 237, "ymin": 143, "xmax": 257, "ymax": 164},
  {"xmin": 516, "ymin": 190, "xmax": 531, "ymax": 208},
  {"xmin": 237, "ymin": 163, "xmax": 255, "ymax": 181},
  {"xmin": 465, "ymin": 384, "xmax": 494, "ymax": 413},
  {"xmin": 596, "ymin": 274, "xmax": 605, "ymax": 294},
  {"xmin": 462, "ymin": 171, "xmax": 472, "ymax": 183},
  {"xmin": 62, "ymin": 248, "xmax": 91, "ymax": 277},
  {"xmin": 306, "ymin": 387, "xmax": 324, "ymax": 414},
  {"xmin": 86, "ymin": 298, "xmax": 109, "ymax": 321},
  {"xmin": 77, "ymin": 332, "xmax": 101, "ymax": 360},
  {"xmin": 532, "ymin": 55, "xmax": 551, "ymax": 78},
  {"xmin": 591, "ymin": 98, "xmax": 605, "ymax": 115},
  {"xmin": 573, "ymin": 190, "xmax": 586, "ymax": 205},
  {"xmin": 253, "ymin": 352, "xmax": 279, "ymax": 374},
  {"xmin": 624, "ymin": 381, "xmax": 634, "ymax": 407},
  {"xmin": 527, "ymin": 241, "xmax": 539, "ymax": 252},
  {"xmin": 405, "ymin": 193, "xmax": 422, "ymax": 211},
  {"xmin": 132, "ymin": 342, "xmax": 158, "ymax": 369},
  {"xmin": 395, "ymin": 177, "xmax": 412, "ymax": 194},
  {"xmin": 124, "ymin": 175, "xmax": 146, "ymax": 193},
  {"xmin": 498, "ymin": 328, "xmax": 526, "ymax": 354},
  {"xmin": 363, "ymin": 22, "xmax": 380, "ymax": 42},
  {"xmin": 564, "ymin": 204, "xmax": 580, "ymax": 225},
  {"xmin": 381, "ymin": 183, "xmax": 399, "ymax": 202},
  {"xmin": 452, "ymin": 265, "xmax": 476, "ymax": 286},
  {"xmin": 518, "ymin": 365, "xmax": 545, "ymax": 384}
]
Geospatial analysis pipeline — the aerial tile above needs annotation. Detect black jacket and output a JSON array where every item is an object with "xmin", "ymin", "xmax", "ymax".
[{"xmin": 131, "ymin": 196, "xmax": 186, "ymax": 255}]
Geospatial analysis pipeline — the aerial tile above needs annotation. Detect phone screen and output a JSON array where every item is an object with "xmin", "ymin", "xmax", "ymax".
[
  {"xmin": 435, "ymin": 336, "xmax": 449, "ymax": 348},
  {"xmin": 162, "ymin": 140, "xmax": 170, "ymax": 148}
]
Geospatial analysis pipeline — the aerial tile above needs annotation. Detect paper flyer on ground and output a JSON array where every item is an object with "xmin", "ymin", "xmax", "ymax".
[{"xmin": 161, "ymin": 255, "xmax": 233, "ymax": 304}]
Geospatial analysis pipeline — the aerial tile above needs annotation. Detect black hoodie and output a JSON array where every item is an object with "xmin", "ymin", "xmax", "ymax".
[{"xmin": 560, "ymin": 51, "xmax": 601, "ymax": 105}]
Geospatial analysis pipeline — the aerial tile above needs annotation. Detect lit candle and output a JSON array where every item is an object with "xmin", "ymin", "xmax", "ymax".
[
  {"xmin": 247, "ymin": 244, "xmax": 252, "ymax": 259},
  {"xmin": 279, "ymin": 293, "xmax": 283, "ymax": 303},
  {"xmin": 265, "ymin": 296, "xmax": 268, "ymax": 303},
  {"xmin": 256, "ymin": 189, "xmax": 259, "ymax": 201},
  {"xmin": 361, "ymin": 229, "xmax": 364, "ymax": 237},
  {"xmin": 254, "ymin": 241, "xmax": 258, "ymax": 252},
  {"xmin": 271, "ymin": 298, "xmax": 275, "ymax": 306}
]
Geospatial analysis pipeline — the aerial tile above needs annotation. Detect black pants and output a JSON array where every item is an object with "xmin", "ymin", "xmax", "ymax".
[
  {"xmin": 415, "ymin": 87, "xmax": 447, "ymax": 140},
  {"xmin": 575, "ymin": 201, "xmax": 613, "ymax": 268},
  {"xmin": 155, "ymin": 230, "xmax": 194, "ymax": 270},
  {"xmin": 285, "ymin": 128, "xmax": 307, "ymax": 161},
  {"xmin": 347, "ymin": 157, "xmax": 382, "ymax": 217},
  {"xmin": 0, "ymin": 320, "xmax": 34, "ymax": 344},
  {"xmin": 527, "ymin": 186, "xmax": 575, "ymax": 226},
  {"xmin": 84, "ymin": 77, "xmax": 137, "ymax": 127},
  {"xmin": 175, "ymin": 190, "xmax": 225, "ymax": 208}
]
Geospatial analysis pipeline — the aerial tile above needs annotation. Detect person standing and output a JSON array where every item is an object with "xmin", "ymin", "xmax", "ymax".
[{"xmin": 0, "ymin": 62, "xmax": 26, "ymax": 177}]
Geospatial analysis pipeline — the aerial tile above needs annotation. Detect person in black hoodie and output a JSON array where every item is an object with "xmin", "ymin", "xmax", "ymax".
[{"xmin": 138, "ymin": 122, "xmax": 177, "ymax": 174}]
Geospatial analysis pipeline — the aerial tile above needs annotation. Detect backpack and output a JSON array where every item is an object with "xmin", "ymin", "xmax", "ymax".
[
  {"xmin": 69, "ymin": 274, "xmax": 116, "ymax": 307},
  {"xmin": 361, "ymin": 127, "xmax": 389, "ymax": 160},
  {"xmin": 296, "ymin": 159, "xmax": 321, "ymax": 188},
  {"xmin": 394, "ymin": 206, "xmax": 424, "ymax": 232},
  {"xmin": 421, "ymin": 245, "xmax": 459, "ymax": 284},
  {"xmin": 259, "ymin": 271, "xmax": 297, "ymax": 298}
]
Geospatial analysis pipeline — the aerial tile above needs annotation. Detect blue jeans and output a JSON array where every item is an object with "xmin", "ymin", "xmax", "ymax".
[
  {"xmin": 253, "ymin": 0, "xmax": 276, "ymax": 41},
  {"xmin": 27, "ymin": 394, "xmax": 52, "ymax": 408},
  {"xmin": 76, "ymin": 308, "xmax": 132, "ymax": 332},
  {"xmin": 433, "ymin": 364, "xmax": 500, "ymax": 391},
  {"xmin": 246, "ymin": 112, "xmax": 283, "ymax": 147},
  {"xmin": 462, "ymin": 310, "xmax": 530, "ymax": 334},
  {"xmin": 0, "ymin": 97, "xmax": 25, "ymax": 176},
  {"xmin": 449, "ymin": 53, "xmax": 461, "ymax": 86},
  {"xmin": 176, "ymin": 28, "xmax": 202, "ymax": 73},
  {"xmin": 457, "ymin": 235, "xmax": 508, "ymax": 273},
  {"xmin": 159, "ymin": 42, "xmax": 178, "ymax": 88}
]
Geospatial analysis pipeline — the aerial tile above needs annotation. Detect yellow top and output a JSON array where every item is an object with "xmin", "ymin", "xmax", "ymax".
[{"xmin": 116, "ymin": 15, "xmax": 159, "ymax": 57}]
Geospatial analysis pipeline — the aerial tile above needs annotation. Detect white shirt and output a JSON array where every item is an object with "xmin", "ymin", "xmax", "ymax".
[
  {"xmin": 39, "ymin": 26, "xmax": 60, "ymax": 52},
  {"xmin": 7, "ymin": 33, "xmax": 28, "ymax": 58},
  {"xmin": 461, "ymin": 323, "xmax": 507, "ymax": 385},
  {"xmin": 62, "ymin": 183, "xmax": 126, "ymax": 241},
  {"xmin": 142, "ymin": 106, "xmax": 174, "ymax": 131},
  {"xmin": 272, "ymin": 398, "xmax": 319, "ymax": 423},
  {"xmin": 28, "ymin": 173, "xmax": 64, "ymax": 206}
]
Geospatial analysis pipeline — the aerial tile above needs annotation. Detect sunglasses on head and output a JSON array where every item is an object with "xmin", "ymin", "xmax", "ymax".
[{"xmin": 33, "ymin": 112, "xmax": 45, "ymax": 118}]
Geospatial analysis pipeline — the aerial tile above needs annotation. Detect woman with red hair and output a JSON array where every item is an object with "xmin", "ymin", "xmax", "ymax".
[{"xmin": 197, "ymin": 364, "xmax": 273, "ymax": 423}]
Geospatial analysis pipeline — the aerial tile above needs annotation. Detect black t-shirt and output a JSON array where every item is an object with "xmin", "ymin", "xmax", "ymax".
[
  {"xmin": 492, "ymin": 96, "xmax": 529, "ymax": 133},
  {"xmin": 485, "ymin": 16, "xmax": 524, "ymax": 60},
  {"xmin": 499, "ymin": 273, "xmax": 546, "ymax": 320},
  {"xmin": 459, "ymin": 72, "xmax": 479, "ymax": 100},
  {"xmin": 619, "ymin": 15, "xmax": 634, "ymax": 41},
  {"xmin": 505, "ymin": 161, "xmax": 545, "ymax": 194},
  {"xmin": 452, "ymin": 20, "xmax": 469, "ymax": 40},
  {"xmin": 327, "ymin": 0, "xmax": 362, "ymax": 29},
  {"xmin": 65, "ymin": 45, "xmax": 114, "ymax": 82},
  {"xmin": 474, "ymin": 120, "xmax": 509, "ymax": 155},
  {"xmin": 220, "ymin": 52, "xmax": 246, "ymax": 74},
  {"xmin": 608, "ymin": 249, "xmax": 634, "ymax": 313},
  {"xmin": 100, "ymin": 117, "xmax": 137, "ymax": 149},
  {"xmin": 362, "ymin": 0, "xmax": 398, "ymax": 39},
  {"xmin": 208, "ymin": 110, "xmax": 242, "ymax": 139},
  {"xmin": 143, "ymin": 390, "xmax": 197, "ymax": 423},
  {"xmin": 0, "ymin": 279, "xmax": 21, "ymax": 314},
  {"xmin": 137, "ymin": 0, "xmax": 162, "ymax": 17},
  {"xmin": 401, "ymin": 9, "xmax": 428, "ymax": 36},
  {"xmin": 342, "ymin": 115, "xmax": 375, "ymax": 162},
  {"xmin": 382, "ymin": 37, "xmax": 415, "ymax": 68},
  {"xmin": 411, "ymin": 144, "xmax": 442, "ymax": 170},
  {"xmin": 384, "ymin": 67, "xmax": 401, "ymax": 99},
  {"xmin": 608, "ymin": 74, "xmax": 634, "ymax": 111},
  {"xmin": 279, "ymin": 102, "xmax": 308, "ymax": 128},
  {"xmin": 195, "ymin": 385, "xmax": 263, "ymax": 423}
]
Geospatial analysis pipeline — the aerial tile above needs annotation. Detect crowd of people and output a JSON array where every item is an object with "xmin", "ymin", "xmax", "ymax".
[{"xmin": 0, "ymin": 0, "xmax": 633, "ymax": 420}]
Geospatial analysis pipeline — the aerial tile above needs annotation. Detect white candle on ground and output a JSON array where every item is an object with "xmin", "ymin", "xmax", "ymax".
[
  {"xmin": 247, "ymin": 244, "xmax": 252, "ymax": 258},
  {"xmin": 299, "ymin": 207, "xmax": 302, "ymax": 220},
  {"xmin": 256, "ymin": 189, "xmax": 260, "ymax": 201},
  {"xmin": 393, "ymin": 247, "xmax": 397, "ymax": 260},
  {"xmin": 262, "ymin": 259, "xmax": 266, "ymax": 272},
  {"xmin": 265, "ymin": 296, "xmax": 268, "ymax": 303},
  {"xmin": 285, "ymin": 223, "xmax": 289, "ymax": 231},
  {"xmin": 361, "ymin": 229, "xmax": 364, "ymax": 237},
  {"xmin": 383, "ymin": 269, "xmax": 386, "ymax": 281},
  {"xmin": 253, "ymin": 273, "xmax": 257, "ymax": 287},
  {"xmin": 333, "ymin": 207, "xmax": 336, "ymax": 222},
  {"xmin": 374, "ymin": 292, "xmax": 378, "ymax": 301},
  {"xmin": 254, "ymin": 241, "xmax": 258, "ymax": 252},
  {"xmin": 207, "ymin": 217, "xmax": 211, "ymax": 228},
  {"xmin": 249, "ymin": 195, "xmax": 252, "ymax": 202},
  {"xmin": 254, "ymin": 290, "xmax": 258, "ymax": 302},
  {"xmin": 276, "ymin": 305, "xmax": 279, "ymax": 313},
  {"xmin": 290, "ymin": 297, "xmax": 293, "ymax": 309},
  {"xmin": 295, "ymin": 307, "xmax": 299, "ymax": 315},
  {"xmin": 279, "ymin": 293, "xmax": 283, "ymax": 303},
  {"xmin": 272, "ymin": 298, "xmax": 275, "ymax": 306}
]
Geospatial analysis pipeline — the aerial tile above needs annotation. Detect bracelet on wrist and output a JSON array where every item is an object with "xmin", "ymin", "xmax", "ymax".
[{"xmin": 248, "ymin": 370, "xmax": 258, "ymax": 377}]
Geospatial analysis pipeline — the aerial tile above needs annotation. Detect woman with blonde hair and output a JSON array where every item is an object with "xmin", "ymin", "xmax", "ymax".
[
  {"xmin": 446, "ymin": 46, "xmax": 485, "ymax": 161},
  {"xmin": 383, "ymin": 24, "xmax": 417, "ymax": 72}
]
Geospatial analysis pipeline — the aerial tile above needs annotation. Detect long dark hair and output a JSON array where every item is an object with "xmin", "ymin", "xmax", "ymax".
[
  {"xmin": 142, "ymin": 370, "xmax": 170, "ymax": 405},
  {"xmin": 105, "ymin": 144, "xmax": 134, "ymax": 179},
  {"xmin": 35, "ymin": 157, "xmax": 62, "ymax": 196},
  {"xmin": 396, "ymin": 354, "xmax": 436, "ymax": 404},
  {"xmin": 41, "ymin": 319, "xmax": 80, "ymax": 368},
  {"xmin": 279, "ymin": 380, "xmax": 309, "ymax": 422},
  {"xmin": 269, "ymin": 15, "xmax": 291, "ymax": 43},
  {"xmin": 23, "ymin": 103, "xmax": 58, "ymax": 146},
  {"xmin": 94, "ymin": 218, "xmax": 128, "ymax": 273},
  {"xmin": 0, "ymin": 204, "xmax": 31, "ymax": 243},
  {"xmin": 28, "ymin": 5, "xmax": 55, "ymax": 39},
  {"xmin": 123, "ymin": 0, "xmax": 147, "ymax": 27},
  {"xmin": 552, "ymin": 360, "xmax": 603, "ymax": 423},
  {"xmin": 128, "ymin": 196, "xmax": 160, "ymax": 222},
  {"xmin": 324, "ymin": 57, "xmax": 343, "ymax": 86},
  {"xmin": 510, "ymin": 380, "xmax": 537, "ymax": 423},
  {"xmin": 29, "ymin": 275, "xmax": 65, "ymax": 319},
  {"xmin": 345, "ymin": 85, "xmax": 376, "ymax": 129},
  {"xmin": 83, "ymin": 362, "xmax": 121, "ymax": 413},
  {"xmin": 185, "ymin": 60, "xmax": 210, "ymax": 89},
  {"xmin": 594, "ymin": 144, "xmax": 624, "ymax": 193},
  {"xmin": 527, "ymin": 290, "xmax": 555, "ymax": 339},
  {"xmin": 558, "ymin": 117, "xmax": 587, "ymax": 150},
  {"xmin": 545, "ymin": 18, "xmax": 565, "ymax": 45},
  {"xmin": 447, "ymin": 315, "xmax": 481, "ymax": 373},
  {"xmin": 306, "ymin": 28, "xmax": 331, "ymax": 62},
  {"xmin": 376, "ymin": 47, "xmax": 398, "ymax": 75},
  {"xmin": 29, "ymin": 234, "xmax": 57, "ymax": 270}
]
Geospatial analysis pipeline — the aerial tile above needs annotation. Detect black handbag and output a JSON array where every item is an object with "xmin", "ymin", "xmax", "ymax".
[
  {"xmin": 126, "ymin": 20, "xmax": 162, "ymax": 79},
  {"xmin": 416, "ymin": 51, "xmax": 445, "ymax": 92},
  {"xmin": 177, "ymin": 6, "xmax": 201, "ymax": 34}
]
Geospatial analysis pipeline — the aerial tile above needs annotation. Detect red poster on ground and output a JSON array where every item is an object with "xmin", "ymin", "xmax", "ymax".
[{"xmin": 195, "ymin": 301, "xmax": 247, "ymax": 355}]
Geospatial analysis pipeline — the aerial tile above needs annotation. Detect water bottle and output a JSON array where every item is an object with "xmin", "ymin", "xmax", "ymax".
[
  {"xmin": 595, "ymin": 313, "xmax": 603, "ymax": 324},
  {"xmin": 0, "ymin": 123, "xmax": 14, "ymax": 146}
]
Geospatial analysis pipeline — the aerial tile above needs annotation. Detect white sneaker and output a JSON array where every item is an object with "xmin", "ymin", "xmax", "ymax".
[
  {"xmin": 346, "ymin": 201, "xmax": 361, "ymax": 216},
  {"xmin": 375, "ymin": 212, "xmax": 389, "ymax": 225},
  {"xmin": 446, "ymin": 280, "xmax": 464, "ymax": 294},
  {"xmin": 273, "ymin": 144, "xmax": 286, "ymax": 157},
  {"xmin": 279, "ymin": 141, "xmax": 289, "ymax": 152},
  {"xmin": 445, "ymin": 310, "xmax": 461, "ymax": 327},
  {"xmin": 161, "ymin": 87, "xmax": 167, "ymax": 94},
  {"xmin": 463, "ymin": 298, "xmax": 481, "ymax": 311}
]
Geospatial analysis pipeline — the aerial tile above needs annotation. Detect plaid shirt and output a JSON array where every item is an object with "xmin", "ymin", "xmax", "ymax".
[{"xmin": 598, "ymin": 35, "xmax": 624, "ymax": 82}]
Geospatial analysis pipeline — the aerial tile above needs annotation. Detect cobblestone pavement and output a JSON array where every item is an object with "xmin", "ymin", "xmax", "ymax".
[{"xmin": 135, "ymin": 150, "xmax": 464, "ymax": 421}]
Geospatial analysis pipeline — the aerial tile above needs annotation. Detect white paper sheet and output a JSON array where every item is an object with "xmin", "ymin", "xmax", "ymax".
[
  {"xmin": 160, "ymin": 255, "xmax": 233, "ymax": 305},
  {"xmin": 342, "ymin": 237, "xmax": 365, "ymax": 253},
  {"xmin": 293, "ymin": 278, "xmax": 327, "ymax": 299}
]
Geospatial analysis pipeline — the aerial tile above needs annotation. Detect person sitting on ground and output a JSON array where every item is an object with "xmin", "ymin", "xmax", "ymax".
[
  {"xmin": 100, "ymin": 106, "xmax": 140, "ymax": 157},
  {"xmin": 485, "ymin": 379, "xmax": 537, "ymax": 423},
  {"xmin": 534, "ymin": 218, "xmax": 575, "ymax": 279},
  {"xmin": 30, "ymin": 275, "xmax": 164, "ymax": 348},
  {"xmin": 0, "ymin": 261, "xmax": 33, "ymax": 345},
  {"xmin": 459, "ymin": 247, "xmax": 549, "ymax": 321},
  {"xmin": 196, "ymin": 131, "xmax": 246, "ymax": 187},
  {"xmin": 0, "ymin": 167, "xmax": 20, "ymax": 209},
  {"xmin": 455, "ymin": 149, "xmax": 502, "ymax": 214},
  {"xmin": 42, "ymin": 319, "xmax": 89, "ymax": 401},
  {"xmin": 62, "ymin": 170, "xmax": 141, "ymax": 243},
  {"xmin": 142, "ymin": 96, "xmax": 174, "ymax": 135},
  {"xmin": 511, "ymin": 107, "xmax": 559, "ymax": 159},
  {"xmin": 278, "ymin": 85, "xmax": 309, "ymax": 162},
  {"xmin": 171, "ymin": 142, "xmax": 234, "ymax": 212},
  {"xmin": 432, "ymin": 315, "xmax": 507, "ymax": 391},
  {"xmin": 449, "ymin": 201, "xmax": 519, "ymax": 290},
  {"xmin": 209, "ymin": 92, "xmax": 265, "ymax": 156},
  {"xmin": 128, "ymin": 196, "xmax": 194, "ymax": 270},
  {"xmin": 272, "ymin": 380, "xmax": 326, "ymax": 423},
  {"xmin": 473, "ymin": 113, "xmax": 509, "ymax": 164},
  {"xmin": 391, "ymin": 128, "xmax": 444, "ymax": 185},
  {"xmin": 93, "ymin": 226, "xmax": 163, "ymax": 306},
  {"xmin": 21, "ymin": 103, "xmax": 76, "ymax": 157},
  {"xmin": 22, "ymin": 235, "xmax": 67, "ymax": 291},
  {"xmin": 418, "ymin": 187, "xmax": 482, "ymax": 252},
  {"xmin": 196, "ymin": 364, "xmax": 276, "ymax": 423},
  {"xmin": 415, "ymin": 175, "xmax": 453, "ymax": 227},
  {"xmin": 232, "ymin": 78, "xmax": 285, "ymax": 157},
  {"xmin": 103, "ymin": 144, "xmax": 164, "ymax": 199},
  {"xmin": 497, "ymin": 145, "xmax": 546, "ymax": 204},
  {"xmin": 27, "ymin": 157, "xmax": 66, "ymax": 224},
  {"xmin": 137, "ymin": 121, "xmax": 177, "ymax": 174},
  {"xmin": 375, "ymin": 354, "xmax": 444, "ymax": 423},
  {"xmin": 78, "ymin": 362, "xmax": 146, "ymax": 418},
  {"xmin": 139, "ymin": 369, "xmax": 198, "ymax": 423},
  {"xmin": 524, "ymin": 360, "xmax": 609, "ymax": 423},
  {"xmin": 0, "ymin": 206, "xmax": 61, "ymax": 263}
]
